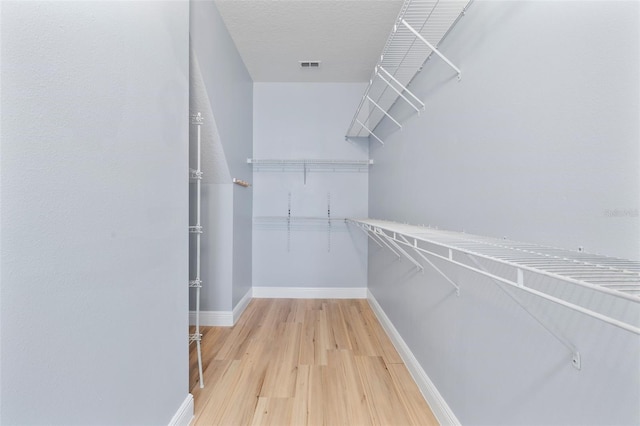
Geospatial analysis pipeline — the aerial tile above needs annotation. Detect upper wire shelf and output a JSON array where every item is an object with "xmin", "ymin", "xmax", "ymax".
[
  {"xmin": 345, "ymin": 0, "xmax": 472, "ymax": 144},
  {"xmin": 247, "ymin": 158, "xmax": 373, "ymax": 183}
]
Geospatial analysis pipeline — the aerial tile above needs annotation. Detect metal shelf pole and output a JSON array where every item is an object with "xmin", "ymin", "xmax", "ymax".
[{"xmin": 190, "ymin": 112, "xmax": 204, "ymax": 389}]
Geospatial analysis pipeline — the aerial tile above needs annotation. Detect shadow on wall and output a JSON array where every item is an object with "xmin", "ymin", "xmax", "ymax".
[{"xmin": 189, "ymin": 41, "xmax": 231, "ymax": 184}]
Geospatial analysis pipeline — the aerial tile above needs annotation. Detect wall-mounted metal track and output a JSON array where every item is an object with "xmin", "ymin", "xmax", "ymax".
[{"xmin": 346, "ymin": 0, "xmax": 472, "ymax": 144}]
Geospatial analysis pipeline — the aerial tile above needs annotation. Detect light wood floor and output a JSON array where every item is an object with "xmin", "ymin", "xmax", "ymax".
[{"xmin": 189, "ymin": 298, "xmax": 438, "ymax": 426}]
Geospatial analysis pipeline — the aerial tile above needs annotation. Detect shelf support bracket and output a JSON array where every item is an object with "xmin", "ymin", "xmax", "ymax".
[
  {"xmin": 356, "ymin": 119, "xmax": 385, "ymax": 145},
  {"xmin": 397, "ymin": 234, "xmax": 460, "ymax": 295},
  {"xmin": 376, "ymin": 69, "xmax": 424, "ymax": 113},
  {"xmin": 378, "ymin": 66, "xmax": 425, "ymax": 110},
  {"xmin": 377, "ymin": 229, "xmax": 423, "ymax": 271},
  {"xmin": 401, "ymin": 19, "xmax": 462, "ymax": 80},
  {"xmin": 367, "ymin": 96, "xmax": 402, "ymax": 129},
  {"xmin": 351, "ymin": 221, "xmax": 384, "ymax": 248},
  {"xmin": 465, "ymin": 254, "xmax": 581, "ymax": 370},
  {"xmin": 370, "ymin": 227, "xmax": 401, "ymax": 258}
]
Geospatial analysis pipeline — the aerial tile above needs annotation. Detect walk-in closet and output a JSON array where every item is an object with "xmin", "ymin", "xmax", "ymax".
[{"xmin": 1, "ymin": 0, "xmax": 638, "ymax": 425}]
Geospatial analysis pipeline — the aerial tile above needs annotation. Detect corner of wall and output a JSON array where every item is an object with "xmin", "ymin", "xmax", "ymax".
[{"xmin": 366, "ymin": 290, "xmax": 460, "ymax": 426}]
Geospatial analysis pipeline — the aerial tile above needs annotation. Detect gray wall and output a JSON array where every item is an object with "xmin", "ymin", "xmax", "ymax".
[
  {"xmin": 368, "ymin": 1, "xmax": 640, "ymax": 424},
  {"xmin": 0, "ymin": 1, "xmax": 189, "ymax": 424},
  {"xmin": 252, "ymin": 83, "xmax": 369, "ymax": 289},
  {"xmin": 190, "ymin": 0, "xmax": 253, "ymax": 310},
  {"xmin": 371, "ymin": 0, "xmax": 639, "ymax": 262}
]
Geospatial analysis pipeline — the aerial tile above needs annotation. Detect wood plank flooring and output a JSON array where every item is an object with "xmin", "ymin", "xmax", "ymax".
[{"xmin": 189, "ymin": 299, "xmax": 438, "ymax": 426}]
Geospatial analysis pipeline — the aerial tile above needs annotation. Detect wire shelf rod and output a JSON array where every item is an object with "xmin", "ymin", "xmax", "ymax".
[
  {"xmin": 357, "ymin": 120, "xmax": 385, "ymax": 145},
  {"xmin": 401, "ymin": 18, "xmax": 461, "ymax": 77},
  {"xmin": 345, "ymin": 0, "xmax": 471, "ymax": 139},
  {"xmin": 247, "ymin": 158, "xmax": 373, "ymax": 166},
  {"xmin": 367, "ymin": 96, "xmax": 402, "ymax": 129},
  {"xmin": 350, "ymin": 219, "xmax": 640, "ymax": 304},
  {"xmin": 350, "ymin": 220, "xmax": 640, "ymax": 336}
]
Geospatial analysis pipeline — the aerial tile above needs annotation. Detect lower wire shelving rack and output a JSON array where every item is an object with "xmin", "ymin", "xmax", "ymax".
[{"xmin": 348, "ymin": 218, "xmax": 640, "ymax": 369}]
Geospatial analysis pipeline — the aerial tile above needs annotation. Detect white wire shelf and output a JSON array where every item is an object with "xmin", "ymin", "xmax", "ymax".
[
  {"xmin": 346, "ymin": 0, "xmax": 472, "ymax": 144},
  {"xmin": 253, "ymin": 216, "xmax": 347, "ymax": 230},
  {"xmin": 254, "ymin": 216, "xmax": 347, "ymax": 252},
  {"xmin": 247, "ymin": 158, "xmax": 373, "ymax": 169},
  {"xmin": 248, "ymin": 159, "xmax": 373, "ymax": 183},
  {"xmin": 348, "ymin": 218, "xmax": 640, "ymax": 337},
  {"xmin": 254, "ymin": 216, "xmax": 347, "ymax": 228},
  {"xmin": 254, "ymin": 216, "xmax": 347, "ymax": 223}
]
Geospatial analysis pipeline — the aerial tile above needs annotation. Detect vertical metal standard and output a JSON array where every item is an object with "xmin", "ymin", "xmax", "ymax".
[
  {"xmin": 287, "ymin": 192, "xmax": 292, "ymax": 252},
  {"xmin": 303, "ymin": 161, "xmax": 307, "ymax": 185},
  {"xmin": 400, "ymin": 19, "xmax": 462, "ymax": 79},
  {"xmin": 190, "ymin": 112, "xmax": 204, "ymax": 388},
  {"xmin": 327, "ymin": 192, "xmax": 331, "ymax": 252}
]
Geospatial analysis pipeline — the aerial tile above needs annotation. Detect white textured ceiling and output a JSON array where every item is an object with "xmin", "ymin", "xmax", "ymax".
[{"xmin": 214, "ymin": 0, "xmax": 403, "ymax": 82}]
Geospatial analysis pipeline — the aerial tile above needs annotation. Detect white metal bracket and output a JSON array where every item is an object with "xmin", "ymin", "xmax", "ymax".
[
  {"xmin": 572, "ymin": 352, "xmax": 581, "ymax": 370},
  {"xmin": 189, "ymin": 225, "xmax": 203, "ymax": 234},
  {"xmin": 371, "ymin": 228, "xmax": 401, "ymax": 258},
  {"xmin": 376, "ymin": 68, "xmax": 424, "ymax": 114},
  {"xmin": 367, "ymin": 96, "xmax": 402, "ymax": 129},
  {"xmin": 190, "ymin": 168, "xmax": 203, "ymax": 180},
  {"xmin": 356, "ymin": 119, "xmax": 385, "ymax": 145},
  {"xmin": 352, "ymin": 221, "xmax": 384, "ymax": 248},
  {"xmin": 376, "ymin": 229, "xmax": 423, "ymax": 271},
  {"xmin": 189, "ymin": 279, "xmax": 202, "ymax": 288},
  {"xmin": 378, "ymin": 66, "xmax": 425, "ymax": 110},
  {"xmin": 190, "ymin": 112, "xmax": 204, "ymax": 125},
  {"xmin": 397, "ymin": 234, "xmax": 460, "ymax": 295},
  {"xmin": 466, "ymin": 254, "xmax": 582, "ymax": 370},
  {"xmin": 401, "ymin": 19, "xmax": 462, "ymax": 80}
]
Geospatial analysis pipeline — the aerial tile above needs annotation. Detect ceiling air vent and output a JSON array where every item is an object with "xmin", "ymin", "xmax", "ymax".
[{"xmin": 299, "ymin": 61, "xmax": 321, "ymax": 69}]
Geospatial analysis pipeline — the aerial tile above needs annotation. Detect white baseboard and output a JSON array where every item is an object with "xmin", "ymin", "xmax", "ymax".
[
  {"xmin": 189, "ymin": 310, "xmax": 233, "ymax": 326},
  {"xmin": 252, "ymin": 286, "xmax": 367, "ymax": 299},
  {"xmin": 233, "ymin": 288, "xmax": 252, "ymax": 323},
  {"xmin": 189, "ymin": 288, "xmax": 253, "ymax": 327},
  {"xmin": 367, "ymin": 290, "xmax": 460, "ymax": 426},
  {"xmin": 168, "ymin": 394, "xmax": 193, "ymax": 426}
]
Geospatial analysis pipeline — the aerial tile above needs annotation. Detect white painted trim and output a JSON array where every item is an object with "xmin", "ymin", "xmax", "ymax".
[
  {"xmin": 367, "ymin": 290, "xmax": 460, "ymax": 426},
  {"xmin": 168, "ymin": 394, "xmax": 194, "ymax": 426},
  {"xmin": 233, "ymin": 288, "xmax": 253, "ymax": 324},
  {"xmin": 252, "ymin": 286, "xmax": 367, "ymax": 299},
  {"xmin": 189, "ymin": 310, "xmax": 233, "ymax": 326}
]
